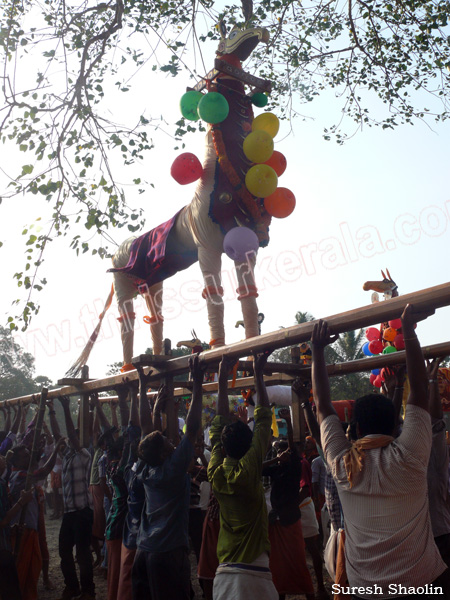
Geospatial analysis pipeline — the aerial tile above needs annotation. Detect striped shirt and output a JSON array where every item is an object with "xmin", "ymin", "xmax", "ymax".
[
  {"xmin": 62, "ymin": 447, "xmax": 93, "ymax": 513},
  {"xmin": 321, "ymin": 405, "xmax": 446, "ymax": 598}
]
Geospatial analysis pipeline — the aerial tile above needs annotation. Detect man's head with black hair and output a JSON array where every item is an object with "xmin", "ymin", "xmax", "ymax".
[
  {"xmin": 221, "ymin": 421, "xmax": 253, "ymax": 460},
  {"xmin": 138, "ymin": 431, "xmax": 174, "ymax": 467},
  {"xmin": 9, "ymin": 444, "xmax": 30, "ymax": 470},
  {"xmin": 353, "ymin": 394, "xmax": 396, "ymax": 438}
]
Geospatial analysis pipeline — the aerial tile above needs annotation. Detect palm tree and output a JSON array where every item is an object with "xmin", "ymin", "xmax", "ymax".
[{"xmin": 272, "ymin": 313, "xmax": 372, "ymax": 400}]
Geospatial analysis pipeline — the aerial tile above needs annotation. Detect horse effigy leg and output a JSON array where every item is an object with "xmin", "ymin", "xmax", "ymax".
[
  {"xmin": 112, "ymin": 238, "xmax": 139, "ymax": 369},
  {"xmin": 235, "ymin": 253, "xmax": 259, "ymax": 339},
  {"xmin": 198, "ymin": 247, "xmax": 225, "ymax": 348},
  {"xmin": 142, "ymin": 281, "xmax": 164, "ymax": 355}
]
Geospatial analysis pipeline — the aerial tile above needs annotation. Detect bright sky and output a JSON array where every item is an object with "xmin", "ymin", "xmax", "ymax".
[{"xmin": 1, "ymin": 11, "xmax": 450, "ymax": 384}]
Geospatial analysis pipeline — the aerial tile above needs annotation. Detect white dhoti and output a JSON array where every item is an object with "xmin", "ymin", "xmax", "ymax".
[{"xmin": 213, "ymin": 553, "xmax": 278, "ymax": 600}]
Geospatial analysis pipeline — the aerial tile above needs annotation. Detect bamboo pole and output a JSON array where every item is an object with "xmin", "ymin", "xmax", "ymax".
[{"xmin": 2, "ymin": 281, "xmax": 450, "ymax": 406}]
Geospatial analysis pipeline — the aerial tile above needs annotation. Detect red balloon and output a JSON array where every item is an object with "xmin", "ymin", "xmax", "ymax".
[
  {"xmin": 374, "ymin": 375, "xmax": 383, "ymax": 388},
  {"xmin": 170, "ymin": 153, "xmax": 203, "ymax": 185},
  {"xmin": 389, "ymin": 318, "xmax": 402, "ymax": 330},
  {"xmin": 394, "ymin": 333, "xmax": 405, "ymax": 350},
  {"xmin": 264, "ymin": 187, "xmax": 296, "ymax": 218},
  {"xmin": 263, "ymin": 151, "xmax": 287, "ymax": 176},
  {"xmin": 369, "ymin": 373, "xmax": 377, "ymax": 385},
  {"xmin": 365, "ymin": 327, "xmax": 380, "ymax": 342},
  {"xmin": 369, "ymin": 339, "xmax": 383, "ymax": 354}
]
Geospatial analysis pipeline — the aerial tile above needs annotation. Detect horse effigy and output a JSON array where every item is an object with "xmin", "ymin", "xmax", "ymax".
[
  {"xmin": 67, "ymin": 12, "xmax": 296, "ymax": 376},
  {"xmin": 361, "ymin": 269, "xmax": 404, "ymax": 387}
]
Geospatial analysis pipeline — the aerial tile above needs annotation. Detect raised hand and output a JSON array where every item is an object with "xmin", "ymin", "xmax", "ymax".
[
  {"xmin": 218, "ymin": 355, "xmax": 236, "ymax": 380},
  {"xmin": 252, "ymin": 349, "xmax": 272, "ymax": 375},
  {"xmin": 401, "ymin": 303, "xmax": 435, "ymax": 331},
  {"xmin": 311, "ymin": 320, "xmax": 339, "ymax": 350},
  {"xmin": 427, "ymin": 357, "xmax": 444, "ymax": 380},
  {"xmin": 189, "ymin": 354, "xmax": 207, "ymax": 383}
]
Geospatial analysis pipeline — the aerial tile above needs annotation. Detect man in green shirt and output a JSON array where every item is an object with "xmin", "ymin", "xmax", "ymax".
[{"xmin": 207, "ymin": 351, "xmax": 278, "ymax": 600}]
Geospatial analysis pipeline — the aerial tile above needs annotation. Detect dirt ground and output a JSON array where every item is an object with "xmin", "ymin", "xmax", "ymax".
[{"xmin": 38, "ymin": 514, "xmax": 332, "ymax": 600}]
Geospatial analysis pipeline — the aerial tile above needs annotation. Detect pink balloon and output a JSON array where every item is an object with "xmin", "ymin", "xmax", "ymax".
[
  {"xmin": 365, "ymin": 327, "xmax": 380, "ymax": 342},
  {"xmin": 223, "ymin": 227, "xmax": 259, "ymax": 262},
  {"xmin": 170, "ymin": 153, "xmax": 203, "ymax": 185}
]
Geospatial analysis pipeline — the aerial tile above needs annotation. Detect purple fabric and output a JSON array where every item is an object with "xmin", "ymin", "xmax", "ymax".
[
  {"xmin": 0, "ymin": 435, "xmax": 14, "ymax": 456},
  {"xmin": 108, "ymin": 210, "xmax": 198, "ymax": 288}
]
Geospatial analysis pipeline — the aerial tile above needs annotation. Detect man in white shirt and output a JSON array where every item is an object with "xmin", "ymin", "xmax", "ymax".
[{"xmin": 311, "ymin": 304, "xmax": 448, "ymax": 599}]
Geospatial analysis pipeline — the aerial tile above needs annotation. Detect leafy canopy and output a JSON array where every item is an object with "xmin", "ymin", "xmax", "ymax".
[{"xmin": 1, "ymin": 0, "xmax": 449, "ymax": 329}]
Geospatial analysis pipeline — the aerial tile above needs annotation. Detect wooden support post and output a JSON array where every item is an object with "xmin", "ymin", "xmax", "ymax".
[
  {"xmin": 79, "ymin": 365, "xmax": 90, "ymax": 448},
  {"xmin": 162, "ymin": 340, "xmax": 176, "ymax": 439}
]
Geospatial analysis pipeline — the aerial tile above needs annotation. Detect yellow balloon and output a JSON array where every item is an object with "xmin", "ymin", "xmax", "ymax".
[
  {"xmin": 245, "ymin": 164, "xmax": 278, "ymax": 198},
  {"xmin": 243, "ymin": 130, "xmax": 274, "ymax": 163},
  {"xmin": 252, "ymin": 112, "xmax": 280, "ymax": 138}
]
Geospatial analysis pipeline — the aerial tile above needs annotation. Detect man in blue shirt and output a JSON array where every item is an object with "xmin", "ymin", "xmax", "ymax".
[{"xmin": 132, "ymin": 355, "xmax": 205, "ymax": 600}]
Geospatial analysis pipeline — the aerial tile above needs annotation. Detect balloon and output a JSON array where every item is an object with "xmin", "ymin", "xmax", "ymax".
[
  {"xmin": 243, "ymin": 130, "xmax": 274, "ymax": 163},
  {"xmin": 371, "ymin": 368, "xmax": 380, "ymax": 376},
  {"xmin": 170, "ymin": 153, "xmax": 203, "ymax": 185},
  {"xmin": 369, "ymin": 339, "xmax": 383, "ymax": 354},
  {"xmin": 383, "ymin": 327, "xmax": 397, "ymax": 342},
  {"xmin": 264, "ymin": 187, "xmax": 296, "ymax": 218},
  {"xmin": 263, "ymin": 151, "xmax": 287, "ymax": 176},
  {"xmin": 382, "ymin": 345, "xmax": 397, "ymax": 354},
  {"xmin": 362, "ymin": 342, "xmax": 373, "ymax": 357},
  {"xmin": 245, "ymin": 164, "xmax": 278, "ymax": 198},
  {"xmin": 251, "ymin": 92, "xmax": 268, "ymax": 108},
  {"xmin": 394, "ymin": 333, "xmax": 405, "ymax": 350},
  {"xmin": 223, "ymin": 226, "xmax": 259, "ymax": 262},
  {"xmin": 180, "ymin": 91, "xmax": 203, "ymax": 121},
  {"xmin": 252, "ymin": 112, "xmax": 280, "ymax": 138},
  {"xmin": 197, "ymin": 92, "xmax": 229, "ymax": 123},
  {"xmin": 374, "ymin": 375, "xmax": 383, "ymax": 388},
  {"xmin": 389, "ymin": 318, "xmax": 402, "ymax": 330},
  {"xmin": 380, "ymin": 368, "xmax": 387, "ymax": 382},
  {"xmin": 365, "ymin": 327, "xmax": 380, "ymax": 342},
  {"xmin": 369, "ymin": 373, "xmax": 377, "ymax": 385}
]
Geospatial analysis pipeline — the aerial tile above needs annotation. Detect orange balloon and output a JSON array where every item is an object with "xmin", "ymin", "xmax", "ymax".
[
  {"xmin": 383, "ymin": 327, "xmax": 397, "ymax": 342},
  {"xmin": 263, "ymin": 151, "xmax": 287, "ymax": 176},
  {"xmin": 264, "ymin": 187, "xmax": 296, "ymax": 218}
]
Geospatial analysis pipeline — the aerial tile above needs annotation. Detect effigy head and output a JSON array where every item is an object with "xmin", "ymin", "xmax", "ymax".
[
  {"xmin": 363, "ymin": 268, "xmax": 398, "ymax": 298},
  {"xmin": 216, "ymin": 20, "xmax": 270, "ymax": 61}
]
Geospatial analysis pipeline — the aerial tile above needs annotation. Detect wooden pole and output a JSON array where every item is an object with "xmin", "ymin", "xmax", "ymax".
[
  {"xmin": 79, "ymin": 365, "xmax": 90, "ymax": 448},
  {"xmin": 2, "ymin": 281, "xmax": 450, "ymax": 405},
  {"xmin": 14, "ymin": 387, "xmax": 48, "ymax": 562}
]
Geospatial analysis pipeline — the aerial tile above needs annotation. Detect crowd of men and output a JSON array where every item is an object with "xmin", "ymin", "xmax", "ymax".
[{"xmin": 0, "ymin": 303, "xmax": 449, "ymax": 600}]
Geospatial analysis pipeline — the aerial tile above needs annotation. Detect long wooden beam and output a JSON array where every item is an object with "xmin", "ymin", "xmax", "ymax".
[
  {"xmin": 131, "ymin": 281, "xmax": 450, "ymax": 378},
  {"xmin": 3, "ymin": 339, "xmax": 449, "ymax": 407},
  {"xmin": 2, "ymin": 281, "xmax": 449, "ymax": 406}
]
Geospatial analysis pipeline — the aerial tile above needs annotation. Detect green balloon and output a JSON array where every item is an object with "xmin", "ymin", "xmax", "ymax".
[
  {"xmin": 180, "ymin": 91, "xmax": 203, "ymax": 121},
  {"xmin": 382, "ymin": 345, "xmax": 397, "ymax": 354},
  {"xmin": 251, "ymin": 93, "xmax": 268, "ymax": 108},
  {"xmin": 197, "ymin": 92, "xmax": 229, "ymax": 124}
]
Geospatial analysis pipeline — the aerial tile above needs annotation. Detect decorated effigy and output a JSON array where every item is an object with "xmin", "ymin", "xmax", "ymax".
[{"xmin": 67, "ymin": 11, "xmax": 296, "ymax": 377}]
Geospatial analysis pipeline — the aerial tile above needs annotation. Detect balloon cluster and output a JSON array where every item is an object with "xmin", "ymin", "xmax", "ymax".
[
  {"xmin": 222, "ymin": 110, "xmax": 295, "ymax": 261},
  {"xmin": 362, "ymin": 318, "xmax": 405, "ymax": 388},
  {"xmin": 172, "ymin": 85, "xmax": 296, "ymax": 262},
  {"xmin": 243, "ymin": 112, "xmax": 295, "ymax": 219}
]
